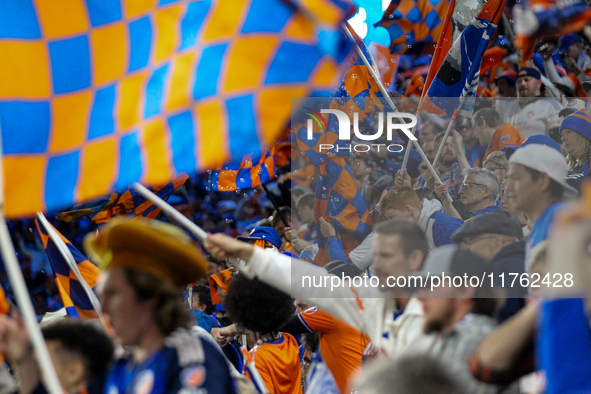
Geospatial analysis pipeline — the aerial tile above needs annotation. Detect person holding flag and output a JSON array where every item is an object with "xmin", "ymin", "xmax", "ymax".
[
  {"xmin": 3, "ymin": 219, "xmax": 236, "ymax": 394},
  {"xmin": 205, "ymin": 220, "xmax": 436, "ymax": 359}
]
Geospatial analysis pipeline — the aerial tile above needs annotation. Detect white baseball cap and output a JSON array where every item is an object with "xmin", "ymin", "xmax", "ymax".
[
  {"xmin": 509, "ymin": 144, "xmax": 578, "ymax": 195},
  {"xmin": 559, "ymin": 98, "xmax": 587, "ymax": 117}
]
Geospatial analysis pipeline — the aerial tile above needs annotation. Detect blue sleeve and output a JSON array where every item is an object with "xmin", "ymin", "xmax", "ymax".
[
  {"xmin": 538, "ymin": 298, "xmax": 591, "ymax": 394},
  {"xmin": 327, "ymin": 237, "xmax": 348, "ymax": 263},
  {"xmin": 432, "ymin": 216, "xmax": 463, "ymax": 246}
]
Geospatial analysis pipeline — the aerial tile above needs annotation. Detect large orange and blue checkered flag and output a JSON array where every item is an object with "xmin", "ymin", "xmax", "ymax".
[
  {"xmin": 0, "ymin": 0, "xmax": 356, "ymax": 218},
  {"xmin": 208, "ymin": 147, "xmax": 276, "ymax": 192},
  {"xmin": 375, "ymin": 0, "xmax": 449, "ymax": 54},
  {"xmin": 34, "ymin": 220, "xmax": 100, "ymax": 321},
  {"xmin": 314, "ymin": 156, "xmax": 372, "ymax": 266},
  {"xmin": 56, "ymin": 174, "xmax": 189, "ymax": 223}
]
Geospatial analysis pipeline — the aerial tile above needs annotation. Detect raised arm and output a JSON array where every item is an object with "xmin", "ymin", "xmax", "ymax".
[{"xmin": 205, "ymin": 234, "xmax": 378, "ymax": 336}]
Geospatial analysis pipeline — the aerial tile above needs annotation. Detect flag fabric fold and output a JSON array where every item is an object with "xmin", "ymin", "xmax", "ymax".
[
  {"xmin": 208, "ymin": 148, "xmax": 277, "ymax": 192},
  {"xmin": 35, "ymin": 220, "xmax": 100, "ymax": 321},
  {"xmin": 421, "ymin": 0, "xmax": 508, "ymax": 117},
  {"xmin": 375, "ymin": 0, "xmax": 449, "ymax": 54},
  {"xmin": 1, "ymin": 0, "xmax": 356, "ymax": 218},
  {"xmin": 514, "ymin": 0, "xmax": 591, "ymax": 57},
  {"xmin": 57, "ymin": 175, "xmax": 189, "ymax": 223},
  {"xmin": 313, "ymin": 156, "xmax": 372, "ymax": 266},
  {"xmin": 294, "ymin": 26, "xmax": 377, "ymax": 265},
  {"xmin": 295, "ymin": 28, "xmax": 383, "ymax": 167}
]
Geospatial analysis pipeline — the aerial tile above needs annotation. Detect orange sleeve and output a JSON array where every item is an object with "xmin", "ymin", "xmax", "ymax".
[
  {"xmin": 492, "ymin": 124, "xmax": 525, "ymax": 151},
  {"xmin": 0, "ymin": 285, "xmax": 9, "ymax": 315},
  {"xmin": 298, "ymin": 307, "xmax": 336, "ymax": 333}
]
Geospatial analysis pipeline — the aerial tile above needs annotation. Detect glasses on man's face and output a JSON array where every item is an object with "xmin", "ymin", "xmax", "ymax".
[
  {"xmin": 486, "ymin": 166, "xmax": 505, "ymax": 171},
  {"xmin": 459, "ymin": 181, "xmax": 488, "ymax": 190}
]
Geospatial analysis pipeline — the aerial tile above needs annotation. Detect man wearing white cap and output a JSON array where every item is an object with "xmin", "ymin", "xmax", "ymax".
[{"xmin": 504, "ymin": 144, "xmax": 577, "ymax": 268}]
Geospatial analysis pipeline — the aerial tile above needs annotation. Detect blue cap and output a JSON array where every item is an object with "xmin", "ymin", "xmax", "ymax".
[
  {"xmin": 520, "ymin": 135, "xmax": 562, "ymax": 153},
  {"xmin": 559, "ymin": 34, "xmax": 582, "ymax": 51},
  {"xmin": 215, "ymin": 303, "xmax": 226, "ymax": 313},
  {"xmin": 517, "ymin": 67, "xmax": 541, "ymax": 80},
  {"xmin": 237, "ymin": 226, "xmax": 282, "ymax": 249}
]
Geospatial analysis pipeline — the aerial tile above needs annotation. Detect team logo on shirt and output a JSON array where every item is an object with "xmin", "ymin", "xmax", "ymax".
[
  {"xmin": 182, "ymin": 365, "xmax": 206, "ymax": 387},
  {"xmin": 527, "ymin": 111, "xmax": 535, "ymax": 118},
  {"xmin": 304, "ymin": 306, "xmax": 318, "ymax": 315},
  {"xmin": 134, "ymin": 370, "xmax": 154, "ymax": 394},
  {"xmin": 501, "ymin": 134, "xmax": 510, "ymax": 143}
]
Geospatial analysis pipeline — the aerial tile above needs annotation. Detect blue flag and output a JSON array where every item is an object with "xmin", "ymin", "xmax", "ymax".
[{"xmin": 425, "ymin": 0, "xmax": 507, "ymax": 118}]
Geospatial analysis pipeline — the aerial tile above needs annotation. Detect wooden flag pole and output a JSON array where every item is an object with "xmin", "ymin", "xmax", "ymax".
[
  {"xmin": 341, "ymin": 23, "xmax": 452, "ymax": 203},
  {"xmin": 36, "ymin": 212, "xmax": 108, "ymax": 329},
  {"xmin": 0, "ymin": 133, "xmax": 63, "ymax": 394}
]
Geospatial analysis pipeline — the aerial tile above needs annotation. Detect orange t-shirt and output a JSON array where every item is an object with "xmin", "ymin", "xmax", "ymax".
[
  {"xmin": 250, "ymin": 333, "xmax": 302, "ymax": 394},
  {"xmin": 298, "ymin": 307, "xmax": 369, "ymax": 394},
  {"xmin": 475, "ymin": 123, "xmax": 525, "ymax": 167}
]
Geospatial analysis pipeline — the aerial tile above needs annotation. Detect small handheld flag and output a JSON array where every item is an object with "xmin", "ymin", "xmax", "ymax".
[
  {"xmin": 422, "ymin": 0, "xmax": 508, "ymax": 118},
  {"xmin": 57, "ymin": 175, "xmax": 189, "ymax": 223},
  {"xmin": 35, "ymin": 220, "xmax": 101, "ymax": 321},
  {"xmin": 208, "ymin": 148, "xmax": 276, "ymax": 192}
]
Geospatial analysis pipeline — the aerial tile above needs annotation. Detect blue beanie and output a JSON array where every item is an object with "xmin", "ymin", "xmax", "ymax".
[
  {"xmin": 559, "ymin": 109, "xmax": 591, "ymax": 141},
  {"xmin": 520, "ymin": 135, "xmax": 562, "ymax": 153}
]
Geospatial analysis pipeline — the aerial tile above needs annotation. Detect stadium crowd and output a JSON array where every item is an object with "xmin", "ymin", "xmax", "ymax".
[{"xmin": 1, "ymin": 7, "xmax": 591, "ymax": 394}]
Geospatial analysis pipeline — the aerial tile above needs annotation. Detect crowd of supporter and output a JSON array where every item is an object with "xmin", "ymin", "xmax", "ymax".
[{"xmin": 1, "ymin": 19, "xmax": 591, "ymax": 394}]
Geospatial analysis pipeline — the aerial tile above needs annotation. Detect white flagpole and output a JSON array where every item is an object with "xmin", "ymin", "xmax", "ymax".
[
  {"xmin": 430, "ymin": 95, "xmax": 470, "ymax": 167},
  {"xmin": 0, "ymin": 132, "xmax": 63, "ymax": 394},
  {"xmin": 131, "ymin": 183, "xmax": 246, "ymax": 269},
  {"xmin": 188, "ymin": 284, "xmax": 193, "ymax": 309},
  {"xmin": 36, "ymin": 212, "xmax": 108, "ymax": 329},
  {"xmin": 341, "ymin": 23, "xmax": 453, "ymax": 203},
  {"xmin": 241, "ymin": 345, "xmax": 269, "ymax": 393},
  {"xmin": 132, "ymin": 182, "xmax": 208, "ymax": 241}
]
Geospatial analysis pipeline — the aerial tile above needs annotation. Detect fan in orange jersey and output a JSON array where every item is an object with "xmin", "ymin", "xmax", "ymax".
[
  {"xmin": 473, "ymin": 108, "xmax": 525, "ymax": 167},
  {"xmin": 225, "ymin": 274, "xmax": 302, "ymax": 394},
  {"xmin": 281, "ymin": 262, "xmax": 370, "ymax": 394}
]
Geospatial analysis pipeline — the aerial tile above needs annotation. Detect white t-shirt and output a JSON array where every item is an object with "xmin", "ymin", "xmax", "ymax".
[{"xmin": 504, "ymin": 98, "xmax": 562, "ymax": 139}]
